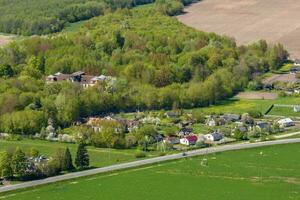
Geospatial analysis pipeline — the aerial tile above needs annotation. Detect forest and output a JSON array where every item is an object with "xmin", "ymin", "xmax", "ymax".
[
  {"xmin": 0, "ymin": 0, "xmax": 155, "ymax": 35},
  {"xmin": 0, "ymin": 0, "xmax": 196, "ymax": 35},
  {"xmin": 0, "ymin": 3, "xmax": 288, "ymax": 136}
]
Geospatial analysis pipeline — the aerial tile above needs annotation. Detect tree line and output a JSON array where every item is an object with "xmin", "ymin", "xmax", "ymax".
[
  {"xmin": 0, "ymin": 0, "xmax": 155, "ymax": 35},
  {"xmin": 0, "ymin": 143, "xmax": 89, "ymax": 181}
]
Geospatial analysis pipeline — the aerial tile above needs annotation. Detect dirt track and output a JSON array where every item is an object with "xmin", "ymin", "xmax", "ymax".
[
  {"xmin": 177, "ymin": 0, "xmax": 300, "ymax": 58},
  {"xmin": 235, "ymin": 91, "xmax": 278, "ymax": 100}
]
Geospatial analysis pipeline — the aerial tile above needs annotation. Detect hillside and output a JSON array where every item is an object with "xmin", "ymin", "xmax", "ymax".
[{"xmin": 0, "ymin": 4, "xmax": 288, "ymax": 134}]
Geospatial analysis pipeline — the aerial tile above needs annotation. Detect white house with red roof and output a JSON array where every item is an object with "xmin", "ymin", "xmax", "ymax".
[{"xmin": 180, "ymin": 135, "xmax": 198, "ymax": 146}]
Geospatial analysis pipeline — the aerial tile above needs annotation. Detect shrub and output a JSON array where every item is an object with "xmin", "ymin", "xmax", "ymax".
[
  {"xmin": 248, "ymin": 110, "xmax": 263, "ymax": 118},
  {"xmin": 135, "ymin": 152, "xmax": 146, "ymax": 158},
  {"xmin": 158, "ymin": 152, "xmax": 166, "ymax": 156}
]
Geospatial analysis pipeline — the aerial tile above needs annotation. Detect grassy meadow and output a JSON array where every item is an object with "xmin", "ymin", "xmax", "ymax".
[
  {"xmin": 268, "ymin": 106, "xmax": 300, "ymax": 117},
  {"xmin": 190, "ymin": 96, "xmax": 300, "ymax": 115},
  {"xmin": 1, "ymin": 143, "xmax": 300, "ymax": 200},
  {"xmin": 0, "ymin": 139, "xmax": 161, "ymax": 168}
]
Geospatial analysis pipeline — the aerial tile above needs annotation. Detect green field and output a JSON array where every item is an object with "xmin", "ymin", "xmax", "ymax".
[
  {"xmin": 190, "ymin": 96, "xmax": 300, "ymax": 115},
  {"xmin": 268, "ymin": 106, "xmax": 300, "ymax": 117},
  {"xmin": 2, "ymin": 143, "xmax": 300, "ymax": 200},
  {"xmin": 0, "ymin": 139, "xmax": 160, "ymax": 168}
]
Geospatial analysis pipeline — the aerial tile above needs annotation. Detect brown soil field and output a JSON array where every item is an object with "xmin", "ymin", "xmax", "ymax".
[
  {"xmin": 235, "ymin": 91, "xmax": 278, "ymax": 100},
  {"xmin": 263, "ymin": 73, "xmax": 298, "ymax": 84},
  {"xmin": 177, "ymin": 0, "xmax": 300, "ymax": 58}
]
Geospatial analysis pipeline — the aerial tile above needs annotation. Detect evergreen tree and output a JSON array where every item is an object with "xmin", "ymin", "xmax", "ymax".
[
  {"xmin": 62, "ymin": 148, "xmax": 74, "ymax": 171},
  {"xmin": 75, "ymin": 143, "xmax": 89, "ymax": 169},
  {"xmin": 12, "ymin": 148, "xmax": 27, "ymax": 178},
  {"xmin": 0, "ymin": 151, "xmax": 13, "ymax": 179}
]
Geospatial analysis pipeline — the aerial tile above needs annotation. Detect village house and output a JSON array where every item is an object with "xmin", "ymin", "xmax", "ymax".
[
  {"xmin": 180, "ymin": 135, "xmax": 198, "ymax": 146},
  {"xmin": 222, "ymin": 114, "xmax": 241, "ymax": 122},
  {"xmin": 177, "ymin": 127, "xmax": 193, "ymax": 137},
  {"xmin": 164, "ymin": 111, "xmax": 178, "ymax": 118},
  {"xmin": 163, "ymin": 136, "xmax": 180, "ymax": 144},
  {"xmin": 87, "ymin": 116, "xmax": 139, "ymax": 133},
  {"xmin": 46, "ymin": 71, "xmax": 111, "ymax": 88},
  {"xmin": 233, "ymin": 124, "xmax": 248, "ymax": 134},
  {"xmin": 206, "ymin": 116, "xmax": 226, "ymax": 127},
  {"xmin": 203, "ymin": 131, "xmax": 224, "ymax": 142},
  {"xmin": 255, "ymin": 121, "xmax": 271, "ymax": 131},
  {"xmin": 277, "ymin": 118, "xmax": 295, "ymax": 128}
]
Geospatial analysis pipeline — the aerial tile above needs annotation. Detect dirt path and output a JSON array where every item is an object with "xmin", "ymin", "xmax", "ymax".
[{"xmin": 177, "ymin": 0, "xmax": 300, "ymax": 58}]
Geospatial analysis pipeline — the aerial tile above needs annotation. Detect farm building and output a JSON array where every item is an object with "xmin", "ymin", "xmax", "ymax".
[{"xmin": 180, "ymin": 135, "xmax": 198, "ymax": 146}]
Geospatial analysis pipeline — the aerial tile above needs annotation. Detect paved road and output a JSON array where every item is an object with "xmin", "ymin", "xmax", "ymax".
[{"xmin": 1, "ymin": 138, "xmax": 300, "ymax": 193}]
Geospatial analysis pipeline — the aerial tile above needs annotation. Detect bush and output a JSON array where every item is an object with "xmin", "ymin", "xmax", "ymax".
[
  {"xmin": 135, "ymin": 152, "xmax": 146, "ymax": 158},
  {"xmin": 248, "ymin": 110, "xmax": 263, "ymax": 118},
  {"xmin": 158, "ymin": 152, "xmax": 166, "ymax": 156},
  {"xmin": 247, "ymin": 81, "xmax": 263, "ymax": 91}
]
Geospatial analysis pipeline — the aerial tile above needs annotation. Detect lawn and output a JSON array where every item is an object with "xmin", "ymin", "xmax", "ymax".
[
  {"xmin": 0, "ymin": 139, "xmax": 159, "ymax": 168},
  {"xmin": 1, "ymin": 143, "xmax": 300, "ymax": 200}
]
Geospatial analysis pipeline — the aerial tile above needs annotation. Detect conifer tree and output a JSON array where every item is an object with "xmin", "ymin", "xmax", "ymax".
[
  {"xmin": 63, "ymin": 148, "xmax": 74, "ymax": 171},
  {"xmin": 75, "ymin": 143, "xmax": 89, "ymax": 169}
]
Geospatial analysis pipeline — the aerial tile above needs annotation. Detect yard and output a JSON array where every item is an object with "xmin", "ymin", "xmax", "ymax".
[
  {"xmin": 0, "ymin": 139, "xmax": 160, "ymax": 168},
  {"xmin": 2, "ymin": 143, "xmax": 300, "ymax": 200}
]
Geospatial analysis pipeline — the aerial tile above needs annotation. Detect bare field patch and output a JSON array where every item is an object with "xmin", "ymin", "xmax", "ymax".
[
  {"xmin": 263, "ymin": 73, "xmax": 298, "ymax": 85},
  {"xmin": 235, "ymin": 92, "xmax": 278, "ymax": 100},
  {"xmin": 177, "ymin": 0, "xmax": 300, "ymax": 58},
  {"xmin": 0, "ymin": 35, "xmax": 13, "ymax": 46}
]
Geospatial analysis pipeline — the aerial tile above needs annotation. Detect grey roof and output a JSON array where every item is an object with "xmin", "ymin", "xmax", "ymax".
[
  {"xmin": 71, "ymin": 71, "xmax": 85, "ymax": 76},
  {"xmin": 256, "ymin": 122, "xmax": 269, "ymax": 129},
  {"xmin": 211, "ymin": 132, "xmax": 224, "ymax": 141}
]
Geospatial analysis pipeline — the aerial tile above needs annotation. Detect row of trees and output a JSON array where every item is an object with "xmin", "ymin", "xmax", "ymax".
[{"xmin": 0, "ymin": 144, "xmax": 89, "ymax": 180}]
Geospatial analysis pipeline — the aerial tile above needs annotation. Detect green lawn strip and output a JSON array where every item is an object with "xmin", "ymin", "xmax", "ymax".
[
  {"xmin": 0, "ymin": 139, "xmax": 156, "ymax": 167},
  {"xmin": 1, "ymin": 143, "xmax": 300, "ymax": 200}
]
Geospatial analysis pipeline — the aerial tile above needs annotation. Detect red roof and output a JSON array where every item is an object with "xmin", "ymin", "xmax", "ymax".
[{"xmin": 185, "ymin": 135, "xmax": 198, "ymax": 142}]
